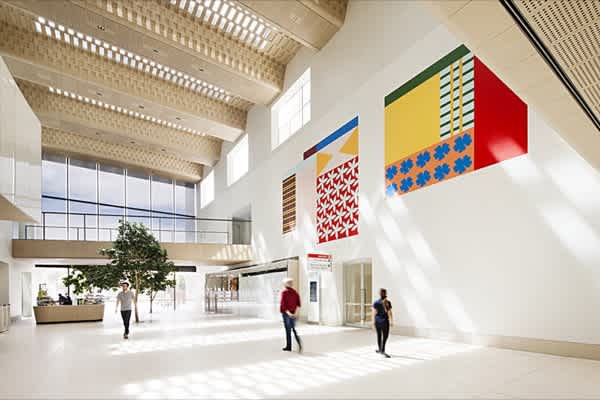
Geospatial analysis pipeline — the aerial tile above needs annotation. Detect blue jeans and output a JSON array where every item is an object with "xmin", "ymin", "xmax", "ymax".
[{"xmin": 282, "ymin": 312, "xmax": 301, "ymax": 350}]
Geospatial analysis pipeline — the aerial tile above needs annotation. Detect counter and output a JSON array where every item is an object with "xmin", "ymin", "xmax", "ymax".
[{"xmin": 33, "ymin": 304, "xmax": 104, "ymax": 324}]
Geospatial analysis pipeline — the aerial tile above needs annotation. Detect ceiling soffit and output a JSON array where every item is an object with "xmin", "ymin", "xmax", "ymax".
[
  {"xmin": 239, "ymin": 0, "xmax": 347, "ymax": 50},
  {"xmin": 0, "ymin": 2, "xmax": 246, "ymax": 140},
  {"xmin": 78, "ymin": 0, "xmax": 287, "ymax": 96},
  {"xmin": 513, "ymin": 0, "xmax": 600, "ymax": 130},
  {"xmin": 42, "ymin": 126, "xmax": 203, "ymax": 182},
  {"xmin": 17, "ymin": 79, "xmax": 222, "ymax": 165}
]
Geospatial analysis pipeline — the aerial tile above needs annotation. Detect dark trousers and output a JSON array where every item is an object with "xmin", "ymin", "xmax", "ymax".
[
  {"xmin": 121, "ymin": 310, "xmax": 132, "ymax": 335},
  {"xmin": 376, "ymin": 320, "xmax": 390, "ymax": 353},
  {"xmin": 282, "ymin": 312, "xmax": 301, "ymax": 350}
]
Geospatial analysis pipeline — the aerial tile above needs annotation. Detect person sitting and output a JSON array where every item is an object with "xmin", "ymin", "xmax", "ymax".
[{"xmin": 58, "ymin": 293, "xmax": 67, "ymax": 305}]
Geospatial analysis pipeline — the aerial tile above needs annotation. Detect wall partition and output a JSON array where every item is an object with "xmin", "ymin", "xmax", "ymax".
[{"xmin": 39, "ymin": 152, "xmax": 197, "ymax": 242}]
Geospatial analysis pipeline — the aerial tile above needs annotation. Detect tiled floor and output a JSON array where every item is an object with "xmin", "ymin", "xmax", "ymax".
[{"xmin": 1, "ymin": 305, "xmax": 600, "ymax": 399}]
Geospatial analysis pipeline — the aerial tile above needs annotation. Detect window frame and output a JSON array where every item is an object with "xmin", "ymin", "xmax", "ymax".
[
  {"xmin": 227, "ymin": 134, "xmax": 249, "ymax": 186},
  {"xmin": 200, "ymin": 170, "xmax": 215, "ymax": 209},
  {"xmin": 271, "ymin": 68, "xmax": 311, "ymax": 150}
]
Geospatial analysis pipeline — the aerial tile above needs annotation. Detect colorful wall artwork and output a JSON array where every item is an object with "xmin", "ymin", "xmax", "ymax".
[
  {"xmin": 384, "ymin": 45, "xmax": 528, "ymax": 197},
  {"xmin": 283, "ymin": 117, "xmax": 359, "ymax": 244},
  {"xmin": 282, "ymin": 174, "xmax": 296, "ymax": 234}
]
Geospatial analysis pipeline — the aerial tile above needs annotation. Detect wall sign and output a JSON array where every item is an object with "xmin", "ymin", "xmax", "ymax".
[{"xmin": 307, "ymin": 253, "xmax": 332, "ymax": 271}]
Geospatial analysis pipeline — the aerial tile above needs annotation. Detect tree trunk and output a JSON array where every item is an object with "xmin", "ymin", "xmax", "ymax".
[
  {"xmin": 134, "ymin": 275, "xmax": 140, "ymax": 323},
  {"xmin": 150, "ymin": 291, "xmax": 153, "ymax": 314}
]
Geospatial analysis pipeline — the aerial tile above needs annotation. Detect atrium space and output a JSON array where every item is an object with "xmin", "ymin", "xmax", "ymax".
[{"xmin": 2, "ymin": 0, "xmax": 600, "ymax": 399}]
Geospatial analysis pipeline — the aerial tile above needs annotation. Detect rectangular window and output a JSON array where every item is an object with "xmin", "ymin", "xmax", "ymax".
[
  {"xmin": 272, "ymin": 68, "xmax": 311, "ymax": 149},
  {"xmin": 200, "ymin": 170, "xmax": 214, "ymax": 208},
  {"xmin": 68, "ymin": 158, "xmax": 98, "ymax": 240},
  {"xmin": 227, "ymin": 135, "xmax": 248, "ymax": 186}
]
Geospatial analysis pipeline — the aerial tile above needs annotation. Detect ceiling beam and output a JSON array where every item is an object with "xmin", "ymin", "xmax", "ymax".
[
  {"xmin": 239, "ymin": 0, "xmax": 347, "ymax": 50},
  {"xmin": 3, "ymin": 0, "xmax": 284, "ymax": 104},
  {"xmin": 0, "ymin": 2, "xmax": 247, "ymax": 141},
  {"xmin": 42, "ymin": 126, "xmax": 203, "ymax": 182},
  {"xmin": 18, "ymin": 79, "xmax": 221, "ymax": 166}
]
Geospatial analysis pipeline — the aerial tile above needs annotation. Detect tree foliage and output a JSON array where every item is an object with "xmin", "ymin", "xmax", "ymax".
[
  {"xmin": 95, "ymin": 221, "xmax": 176, "ymax": 322},
  {"xmin": 62, "ymin": 265, "xmax": 120, "ymax": 296}
]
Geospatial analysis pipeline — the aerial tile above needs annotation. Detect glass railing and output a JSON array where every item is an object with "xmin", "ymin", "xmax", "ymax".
[{"xmin": 21, "ymin": 207, "xmax": 251, "ymax": 245}]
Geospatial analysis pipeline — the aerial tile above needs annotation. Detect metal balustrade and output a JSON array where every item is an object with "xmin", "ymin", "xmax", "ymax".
[{"xmin": 22, "ymin": 212, "xmax": 251, "ymax": 245}]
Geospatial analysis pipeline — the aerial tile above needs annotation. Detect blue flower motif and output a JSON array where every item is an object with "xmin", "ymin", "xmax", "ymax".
[
  {"xmin": 386, "ymin": 183, "xmax": 398, "ymax": 197},
  {"xmin": 434, "ymin": 163, "xmax": 450, "ymax": 181},
  {"xmin": 434, "ymin": 143, "xmax": 450, "ymax": 161},
  {"xmin": 453, "ymin": 133, "xmax": 473, "ymax": 153},
  {"xmin": 416, "ymin": 170, "xmax": 431, "ymax": 187},
  {"xmin": 400, "ymin": 158, "xmax": 414, "ymax": 174},
  {"xmin": 400, "ymin": 177, "xmax": 413, "ymax": 192},
  {"xmin": 386, "ymin": 165, "xmax": 398, "ymax": 181},
  {"xmin": 416, "ymin": 151, "xmax": 431, "ymax": 168},
  {"xmin": 453, "ymin": 155, "xmax": 473, "ymax": 174}
]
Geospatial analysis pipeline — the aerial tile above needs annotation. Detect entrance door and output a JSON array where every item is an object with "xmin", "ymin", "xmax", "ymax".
[{"xmin": 343, "ymin": 260, "xmax": 372, "ymax": 327}]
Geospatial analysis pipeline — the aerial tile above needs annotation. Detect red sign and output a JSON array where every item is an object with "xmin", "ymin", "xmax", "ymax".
[{"xmin": 307, "ymin": 253, "xmax": 332, "ymax": 271}]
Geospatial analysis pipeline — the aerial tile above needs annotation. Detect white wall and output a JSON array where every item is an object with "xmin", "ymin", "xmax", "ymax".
[
  {"xmin": 0, "ymin": 56, "xmax": 41, "ymax": 316},
  {"xmin": 199, "ymin": 1, "xmax": 600, "ymax": 345}
]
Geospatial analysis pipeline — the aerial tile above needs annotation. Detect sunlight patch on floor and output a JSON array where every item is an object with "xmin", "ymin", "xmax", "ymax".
[{"xmin": 123, "ymin": 338, "xmax": 480, "ymax": 399}]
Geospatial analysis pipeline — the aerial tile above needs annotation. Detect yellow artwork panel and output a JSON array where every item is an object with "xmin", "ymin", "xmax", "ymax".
[{"xmin": 384, "ymin": 74, "xmax": 441, "ymax": 165}]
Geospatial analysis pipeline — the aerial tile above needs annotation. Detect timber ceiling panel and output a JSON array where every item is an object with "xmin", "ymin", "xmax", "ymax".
[
  {"xmin": 0, "ymin": 0, "xmax": 349, "ymax": 181},
  {"xmin": 18, "ymin": 79, "xmax": 221, "ymax": 165},
  {"xmin": 514, "ymin": 0, "xmax": 600, "ymax": 127},
  {"xmin": 42, "ymin": 126, "xmax": 203, "ymax": 181}
]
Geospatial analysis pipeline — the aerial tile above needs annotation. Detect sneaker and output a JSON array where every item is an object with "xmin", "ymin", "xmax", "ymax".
[{"xmin": 282, "ymin": 347, "xmax": 291, "ymax": 352}]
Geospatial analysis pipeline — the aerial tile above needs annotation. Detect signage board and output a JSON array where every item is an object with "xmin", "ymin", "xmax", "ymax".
[{"xmin": 307, "ymin": 253, "xmax": 332, "ymax": 272}]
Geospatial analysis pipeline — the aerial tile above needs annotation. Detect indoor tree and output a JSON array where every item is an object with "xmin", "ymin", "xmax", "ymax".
[
  {"xmin": 62, "ymin": 265, "xmax": 120, "ymax": 296},
  {"xmin": 99, "ymin": 221, "xmax": 176, "ymax": 322}
]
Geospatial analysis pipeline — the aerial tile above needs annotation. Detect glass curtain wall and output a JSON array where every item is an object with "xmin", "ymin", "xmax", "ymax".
[{"xmin": 41, "ymin": 152, "xmax": 196, "ymax": 241}]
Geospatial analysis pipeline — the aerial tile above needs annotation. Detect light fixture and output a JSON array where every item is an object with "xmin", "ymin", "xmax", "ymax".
[
  {"xmin": 33, "ymin": 16, "xmax": 234, "ymax": 103},
  {"xmin": 174, "ymin": 0, "xmax": 273, "ymax": 50},
  {"xmin": 96, "ymin": 24, "xmax": 105, "ymax": 31},
  {"xmin": 46, "ymin": 86, "xmax": 206, "ymax": 136}
]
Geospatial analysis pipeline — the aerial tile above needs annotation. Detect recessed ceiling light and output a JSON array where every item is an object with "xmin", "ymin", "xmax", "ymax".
[
  {"xmin": 96, "ymin": 24, "xmax": 105, "ymax": 31},
  {"xmin": 34, "ymin": 16, "xmax": 234, "ymax": 103}
]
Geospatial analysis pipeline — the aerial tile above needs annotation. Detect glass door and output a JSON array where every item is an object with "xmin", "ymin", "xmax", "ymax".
[{"xmin": 343, "ymin": 261, "xmax": 372, "ymax": 327}]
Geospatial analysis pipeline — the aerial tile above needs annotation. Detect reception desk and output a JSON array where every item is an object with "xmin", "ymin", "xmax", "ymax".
[{"xmin": 33, "ymin": 304, "xmax": 105, "ymax": 324}]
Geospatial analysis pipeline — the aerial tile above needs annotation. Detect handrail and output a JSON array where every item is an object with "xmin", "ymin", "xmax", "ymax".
[{"xmin": 42, "ymin": 195, "xmax": 252, "ymax": 223}]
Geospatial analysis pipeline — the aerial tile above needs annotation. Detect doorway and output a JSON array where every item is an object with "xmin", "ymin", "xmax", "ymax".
[{"xmin": 343, "ymin": 260, "xmax": 372, "ymax": 327}]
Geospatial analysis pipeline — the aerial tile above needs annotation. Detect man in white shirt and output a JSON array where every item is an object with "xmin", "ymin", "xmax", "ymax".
[{"xmin": 115, "ymin": 281, "xmax": 134, "ymax": 339}]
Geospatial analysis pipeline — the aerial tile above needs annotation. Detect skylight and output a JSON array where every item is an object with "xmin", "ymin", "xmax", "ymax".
[
  {"xmin": 170, "ymin": 0, "xmax": 274, "ymax": 50},
  {"xmin": 47, "ymin": 86, "xmax": 206, "ymax": 136},
  {"xmin": 34, "ymin": 16, "xmax": 232, "ymax": 103}
]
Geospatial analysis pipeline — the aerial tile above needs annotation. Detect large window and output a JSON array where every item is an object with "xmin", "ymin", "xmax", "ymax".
[
  {"xmin": 227, "ymin": 135, "xmax": 248, "ymax": 186},
  {"xmin": 39, "ymin": 153, "xmax": 196, "ymax": 242},
  {"xmin": 200, "ymin": 170, "xmax": 214, "ymax": 209},
  {"xmin": 272, "ymin": 68, "xmax": 311, "ymax": 149}
]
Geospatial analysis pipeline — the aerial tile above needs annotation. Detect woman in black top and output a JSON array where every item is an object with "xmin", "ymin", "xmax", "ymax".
[{"xmin": 372, "ymin": 288, "xmax": 393, "ymax": 358}]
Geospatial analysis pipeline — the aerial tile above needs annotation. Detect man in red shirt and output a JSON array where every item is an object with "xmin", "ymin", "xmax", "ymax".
[{"xmin": 280, "ymin": 278, "xmax": 302, "ymax": 352}]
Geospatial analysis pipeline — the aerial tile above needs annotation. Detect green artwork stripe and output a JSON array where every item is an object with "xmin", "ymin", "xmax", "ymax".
[
  {"xmin": 439, "ymin": 99, "xmax": 474, "ymax": 119},
  {"xmin": 385, "ymin": 44, "xmax": 471, "ymax": 107}
]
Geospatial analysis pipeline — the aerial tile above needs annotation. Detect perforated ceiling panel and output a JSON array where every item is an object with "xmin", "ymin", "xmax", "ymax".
[{"xmin": 515, "ymin": 0, "xmax": 600, "ymax": 126}]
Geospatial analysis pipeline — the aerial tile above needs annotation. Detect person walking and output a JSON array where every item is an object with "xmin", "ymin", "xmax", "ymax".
[
  {"xmin": 373, "ymin": 288, "xmax": 393, "ymax": 358},
  {"xmin": 280, "ymin": 278, "xmax": 302, "ymax": 353},
  {"xmin": 115, "ymin": 281, "xmax": 134, "ymax": 339}
]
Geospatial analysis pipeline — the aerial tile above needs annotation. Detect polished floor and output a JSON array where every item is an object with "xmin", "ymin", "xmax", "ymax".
[{"xmin": 1, "ymin": 305, "xmax": 600, "ymax": 399}]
